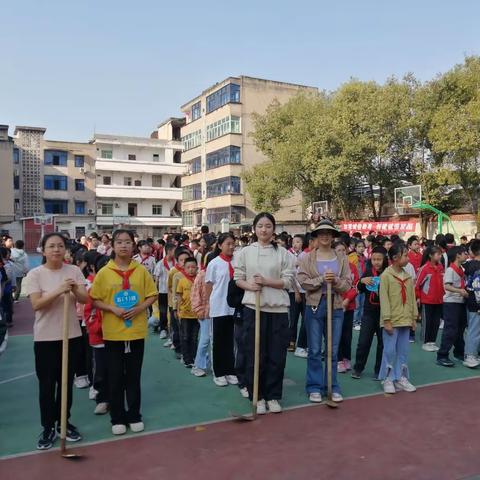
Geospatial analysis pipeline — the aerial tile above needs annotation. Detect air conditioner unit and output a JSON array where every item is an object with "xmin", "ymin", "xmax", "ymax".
[
  {"xmin": 87, "ymin": 209, "xmax": 94, "ymax": 215},
  {"xmin": 97, "ymin": 204, "xmax": 102, "ymax": 209},
  {"xmin": 115, "ymin": 203, "xmax": 120, "ymax": 208}
]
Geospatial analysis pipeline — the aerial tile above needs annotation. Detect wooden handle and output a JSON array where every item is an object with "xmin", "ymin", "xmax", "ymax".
[
  {"xmin": 252, "ymin": 291, "xmax": 261, "ymax": 413},
  {"xmin": 326, "ymin": 282, "xmax": 333, "ymax": 398},
  {"xmin": 60, "ymin": 292, "xmax": 70, "ymax": 448}
]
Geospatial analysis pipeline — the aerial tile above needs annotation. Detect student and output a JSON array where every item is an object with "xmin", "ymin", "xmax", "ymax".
[
  {"xmin": 460, "ymin": 236, "xmax": 468, "ymax": 246},
  {"xmin": 176, "ymin": 257, "xmax": 199, "ymax": 368},
  {"xmin": 10, "ymin": 239, "xmax": 30, "ymax": 301},
  {"xmin": 97, "ymin": 234, "xmax": 113, "ymax": 256},
  {"xmin": 153, "ymin": 243, "xmax": 175, "ymax": 338},
  {"xmin": 235, "ymin": 213, "xmax": 294, "ymax": 414},
  {"xmin": 90, "ymin": 229, "xmax": 157, "ymax": 436},
  {"xmin": 206, "ymin": 233, "xmax": 238, "ymax": 387},
  {"xmin": 463, "ymin": 239, "xmax": 480, "ymax": 368},
  {"xmin": 0, "ymin": 247, "xmax": 14, "ymax": 327},
  {"xmin": 352, "ymin": 240, "xmax": 367, "ymax": 330},
  {"xmin": 378, "ymin": 243, "xmax": 418, "ymax": 394},
  {"xmin": 352, "ymin": 247, "xmax": 389, "ymax": 379},
  {"xmin": 407, "ymin": 236, "xmax": 422, "ymax": 274},
  {"xmin": 297, "ymin": 220, "xmax": 351, "ymax": 404},
  {"xmin": 24, "ymin": 233, "xmax": 88, "ymax": 450},
  {"xmin": 416, "ymin": 246, "xmax": 445, "ymax": 351},
  {"xmin": 133, "ymin": 240, "xmax": 156, "ymax": 277},
  {"xmin": 437, "ymin": 246, "xmax": 469, "ymax": 367}
]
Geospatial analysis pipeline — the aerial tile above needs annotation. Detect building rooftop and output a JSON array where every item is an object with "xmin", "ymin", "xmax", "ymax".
[
  {"xmin": 157, "ymin": 117, "xmax": 185, "ymax": 129},
  {"xmin": 90, "ymin": 133, "xmax": 181, "ymax": 147},
  {"xmin": 14, "ymin": 126, "xmax": 47, "ymax": 135}
]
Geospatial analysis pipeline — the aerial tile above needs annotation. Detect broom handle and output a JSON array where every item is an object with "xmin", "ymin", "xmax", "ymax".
[
  {"xmin": 327, "ymin": 282, "xmax": 333, "ymax": 399},
  {"xmin": 60, "ymin": 292, "xmax": 70, "ymax": 449},
  {"xmin": 252, "ymin": 290, "xmax": 261, "ymax": 414}
]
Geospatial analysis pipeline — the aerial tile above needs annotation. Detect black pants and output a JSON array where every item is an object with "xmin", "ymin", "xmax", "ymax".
[
  {"xmin": 1, "ymin": 291, "xmax": 13, "ymax": 326},
  {"xmin": 438, "ymin": 303, "xmax": 467, "ymax": 359},
  {"xmin": 212, "ymin": 315, "xmax": 235, "ymax": 377},
  {"xmin": 242, "ymin": 308, "xmax": 289, "ymax": 401},
  {"xmin": 75, "ymin": 324, "xmax": 92, "ymax": 383},
  {"xmin": 234, "ymin": 309, "xmax": 246, "ymax": 387},
  {"xmin": 105, "ymin": 339, "xmax": 144, "ymax": 425},
  {"xmin": 422, "ymin": 304, "xmax": 443, "ymax": 343},
  {"xmin": 34, "ymin": 337, "xmax": 82, "ymax": 430},
  {"xmin": 158, "ymin": 293, "xmax": 168, "ymax": 332},
  {"xmin": 170, "ymin": 307, "xmax": 181, "ymax": 353},
  {"xmin": 14, "ymin": 277, "xmax": 23, "ymax": 301},
  {"xmin": 289, "ymin": 292, "xmax": 307, "ymax": 348},
  {"xmin": 338, "ymin": 309, "xmax": 354, "ymax": 361},
  {"xmin": 353, "ymin": 309, "xmax": 383, "ymax": 375},
  {"xmin": 92, "ymin": 347, "xmax": 109, "ymax": 404},
  {"xmin": 180, "ymin": 318, "xmax": 200, "ymax": 365}
]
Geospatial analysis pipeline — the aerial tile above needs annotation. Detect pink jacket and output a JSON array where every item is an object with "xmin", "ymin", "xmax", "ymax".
[{"xmin": 191, "ymin": 270, "xmax": 209, "ymax": 318}]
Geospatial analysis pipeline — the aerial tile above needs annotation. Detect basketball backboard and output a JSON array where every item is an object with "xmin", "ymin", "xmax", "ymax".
[
  {"xmin": 312, "ymin": 201, "xmax": 329, "ymax": 216},
  {"xmin": 394, "ymin": 185, "xmax": 422, "ymax": 215}
]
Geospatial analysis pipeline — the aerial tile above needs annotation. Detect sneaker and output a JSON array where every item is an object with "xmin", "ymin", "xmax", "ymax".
[
  {"xmin": 213, "ymin": 376, "xmax": 228, "ymax": 387},
  {"xmin": 383, "ymin": 379, "xmax": 396, "ymax": 394},
  {"xmin": 422, "ymin": 342, "xmax": 438, "ymax": 352},
  {"xmin": 57, "ymin": 423, "xmax": 82, "ymax": 442},
  {"xmin": 287, "ymin": 341, "xmax": 296, "ymax": 352},
  {"xmin": 89, "ymin": 386, "xmax": 98, "ymax": 400},
  {"xmin": 191, "ymin": 367, "xmax": 206, "ymax": 377},
  {"xmin": 226, "ymin": 375, "xmax": 239, "ymax": 385},
  {"xmin": 94, "ymin": 402, "xmax": 109, "ymax": 415},
  {"xmin": 267, "ymin": 399, "xmax": 282, "ymax": 413},
  {"xmin": 439, "ymin": 319, "xmax": 444, "ymax": 329},
  {"xmin": 185, "ymin": 363, "xmax": 194, "ymax": 369},
  {"xmin": 436, "ymin": 357, "xmax": 455, "ymax": 367},
  {"xmin": 337, "ymin": 360, "xmax": 346, "ymax": 373},
  {"xmin": 343, "ymin": 359, "xmax": 352, "ymax": 371},
  {"xmin": 74, "ymin": 375, "xmax": 90, "ymax": 389},
  {"xmin": 129, "ymin": 421, "xmax": 144, "ymax": 433},
  {"xmin": 463, "ymin": 355, "xmax": 480, "ymax": 368},
  {"xmin": 37, "ymin": 427, "xmax": 57, "ymax": 450},
  {"xmin": 163, "ymin": 339, "xmax": 172, "ymax": 347},
  {"xmin": 309, "ymin": 392, "xmax": 322, "ymax": 403},
  {"xmin": 112, "ymin": 424, "xmax": 127, "ymax": 435},
  {"xmin": 240, "ymin": 387, "xmax": 249, "ymax": 398},
  {"xmin": 256, "ymin": 399, "xmax": 267, "ymax": 415},
  {"xmin": 395, "ymin": 376, "xmax": 417, "ymax": 392},
  {"xmin": 159, "ymin": 330, "xmax": 167, "ymax": 339},
  {"xmin": 331, "ymin": 392, "xmax": 343, "ymax": 402},
  {"xmin": 294, "ymin": 347, "xmax": 308, "ymax": 358},
  {"xmin": 409, "ymin": 333, "xmax": 415, "ymax": 343},
  {"xmin": 353, "ymin": 324, "xmax": 361, "ymax": 331},
  {"xmin": 351, "ymin": 370, "xmax": 361, "ymax": 379}
]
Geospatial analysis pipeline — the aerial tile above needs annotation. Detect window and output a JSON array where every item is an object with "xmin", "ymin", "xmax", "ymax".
[
  {"xmin": 206, "ymin": 83, "xmax": 241, "ymax": 113},
  {"xmin": 182, "ymin": 211, "xmax": 193, "ymax": 227},
  {"xmin": 206, "ymin": 116, "xmax": 240, "ymax": 142},
  {"xmin": 128, "ymin": 203, "xmax": 137, "ymax": 216},
  {"xmin": 128, "ymin": 154, "xmax": 136, "ymax": 160},
  {"xmin": 44, "ymin": 199, "xmax": 68, "ymax": 214},
  {"xmin": 182, "ymin": 130, "xmax": 202, "ymax": 151},
  {"xmin": 101, "ymin": 150, "xmax": 112, "ymax": 159},
  {"xmin": 74, "ymin": 155, "xmax": 85, "ymax": 167},
  {"xmin": 153, "ymin": 153, "xmax": 159, "ymax": 162},
  {"xmin": 75, "ymin": 201, "xmax": 86, "ymax": 215},
  {"xmin": 101, "ymin": 203, "xmax": 113, "ymax": 215},
  {"xmin": 14, "ymin": 199, "xmax": 20, "ymax": 213},
  {"xmin": 191, "ymin": 101, "xmax": 201, "ymax": 121},
  {"xmin": 44, "ymin": 175, "xmax": 68, "ymax": 190},
  {"xmin": 206, "ymin": 146, "xmax": 241, "ymax": 169},
  {"xmin": 191, "ymin": 157, "xmax": 201, "ymax": 174},
  {"xmin": 182, "ymin": 183, "xmax": 202, "ymax": 201},
  {"xmin": 134, "ymin": 180, "xmax": 142, "ymax": 186},
  {"xmin": 206, "ymin": 176, "xmax": 241, "ymax": 197},
  {"xmin": 124, "ymin": 177, "xmax": 132, "ymax": 186},
  {"xmin": 152, "ymin": 175, "xmax": 163, "ymax": 187},
  {"xmin": 75, "ymin": 179, "xmax": 85, "ymax": 191},
  {"xmin": 207, "ymin": 206, "xmax": 244, "ymax": 224},
  {"xmin": 44, "ymin": 150, "xmax": 68, "ymax": 166},
  {"xmin": 13, "ymin": 173, "xmax": 20, "ymax": 190},
  {"xmin": 13, "ymin": 148, "xmax": 19, "ymax": 164},
  {"xmin": 103, "ymin": 176, "xmax": 111, "ymax": 185},
  {"xmin": 152, "ymin": 205, "xmax": 163, "ymax": 215}
]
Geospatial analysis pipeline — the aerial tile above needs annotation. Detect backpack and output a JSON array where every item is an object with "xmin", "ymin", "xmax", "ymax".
[
  {"xmin": 466, "ymin": 267, "xmax": 480, "ymax": 306},
  {"xmin": 227, "ymin": 278, "xmax": 244, "ymax": 309}
]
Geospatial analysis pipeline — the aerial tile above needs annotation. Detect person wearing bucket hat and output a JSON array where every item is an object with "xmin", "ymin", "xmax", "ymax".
[{"xmin": 297, "ymin": 219, "xmax": 352, "ymax": 403}]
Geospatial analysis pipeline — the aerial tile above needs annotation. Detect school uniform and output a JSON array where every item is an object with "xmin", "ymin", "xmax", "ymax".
[
  {"xmin": 288, "ymin": 249, "xmax": 307, "ymax": 349},
  {"xmin": 167, "ymin": 267, "xmax": 182, "ymax": 354},
  {"xmin": 338, "ymin": 263, "xmax": 358, "ymax": 362},
  {"xmin": 464, "ymin": 260, "xmax": 480, "ymax": 358},
  {"xmin": 154, "ymin": 257, "xmax": 174, "ymax": 332},
  {"xmin": 176, "ymin": 274, "xmax": 199, "ymax": 366}
]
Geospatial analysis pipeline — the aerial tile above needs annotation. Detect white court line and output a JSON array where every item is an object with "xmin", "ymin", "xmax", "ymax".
[{"xmin": 0, "ymin": 372, "xmax": 35, "ymax": 385}]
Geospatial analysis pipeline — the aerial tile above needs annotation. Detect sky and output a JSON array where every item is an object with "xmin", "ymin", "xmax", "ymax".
[{"xmin": 1, "ymin": 0, "xmax": 479, "ymax": 142}]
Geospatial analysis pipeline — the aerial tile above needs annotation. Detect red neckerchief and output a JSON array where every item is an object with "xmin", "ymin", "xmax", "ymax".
[
  {"xmin": 369, "ymin": 267, "xmax": 381, "ymax": 305},
  {"xmin": 140, "ymin": 254, "xmax": 152, "ymax": 265},
  {"xmin": 112, "ymin": 266, "xmax": 136, "ymax": 289},
  {"xmin": 450, "ymin": 263, "xmax": 465, "ymax": 289},
  {"xmin": 175, "ymin": 264, "xmax": 186, "ymax": 277},
  {"xmin": 392, "ymin": 273, "xmax": 408, "ymax": 305},
  {"xmin": 219, "ymin": 253, "xmax": 234, "ymax": 279},
  {"xmin": 163, "ymin": 257, "xmax": 172, "ymax": 271},
  {"xmin": 304, "ymin": 248, "xmax": 311, "ymax": 253},
  {"xmin": 181, "ymin": 271, "xmax": 196, "ymax": 283}
]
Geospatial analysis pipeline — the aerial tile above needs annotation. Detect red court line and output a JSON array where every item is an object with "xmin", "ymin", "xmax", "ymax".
[{"xmin": 1, "ymin": 378, "xmax": 479, "ymax": 480}]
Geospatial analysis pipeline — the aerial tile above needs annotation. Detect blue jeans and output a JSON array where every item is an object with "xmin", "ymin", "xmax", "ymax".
[
  {"xmin": 194, "ymin": 318, "xmax": 211, "ymax": 371},
  {"xmin": 465, "ymin": 311, "xmax": 480, "ymax": 357},
  {"xmin": 353, "ymin": 293, "xmax": 365, "ymax": 325},
  {"xmin": 378, "ymin": 326, "xmax": 410, "ymax": 381},
  {"xmin": 305, "ymin": 298, "xmax": 344, "ymax": 395}
]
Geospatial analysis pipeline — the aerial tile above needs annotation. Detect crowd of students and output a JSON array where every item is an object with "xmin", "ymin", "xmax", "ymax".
[{"xmin": 3, "ymin": 218, "xmax": 480, "ymax": 451}]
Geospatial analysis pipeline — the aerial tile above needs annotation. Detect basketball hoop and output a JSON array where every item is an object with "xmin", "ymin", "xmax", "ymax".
[
  {"xmin": 394, "ymin": 186, "xmax": 421, "ymax": 216},
  {"xmin": 34, "ymin": 214, "xmax": 53, "ymax": 226}
]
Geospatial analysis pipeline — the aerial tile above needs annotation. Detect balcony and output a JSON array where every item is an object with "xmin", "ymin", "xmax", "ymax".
[
  {"xmin": 96, "ymin": 185, "xmax": 182, "ymax": 200},
  {"xmin": 95, "ymin": 159, "xmax": 187, "ymax": 176},
  {"xmin": 96, "ymin": 215, "xmax": 182, "ymax": 227}
]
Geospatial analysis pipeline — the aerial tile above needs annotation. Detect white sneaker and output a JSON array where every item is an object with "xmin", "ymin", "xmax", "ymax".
[
  {"xmin": 240, "ymin": 387, "xmax": 249, "ymax": 398},
  {"xmin": 331, "ymin": 392, "xmax": 343, "ymax": 402},
  {"xmin": 294, "ymin": 347, "xmax": 308, "ymax": 358},
  {"xmin": 337, "ymin": 360, "xmax": 346, "ymax": 373},
  {"xmin": 163, "ymin": 339, "xmax": 172, "ymax": 347},
  {"xmin": 191, "ymin": 367, "xmax": 206, "ymax": 377},
  {"xmin": 383, "ymin": 379, "xmax": 396, "ymax": 394},
  {"xmin": 463, "ymin": 355, "xmax": 480, "ymax": 368},
  {"xmin": 309, "ymin": 392, "xmax": 322, "ymax": 403},
  {"xmin": 89, "ymin": 386, "xmax": 98, "ymax": 400},
  {"xmin": 344, "ymin": 359, "xmax": 352, "ymax": 371},
  {"xmin": 256, "ymin": 399, "xmax": 267, "ymax": 415},
  {"xmin": 395, "ymin": 376, "xmax": 417, "ymax": 392},
  {"xmin": 112, "ymin": 424, "xmax": 127, "ymax": 435},
  {"xmin": 94, "ymin": 402, "xmax": 109, "ymax": 415},
  {"xmin": 353, "ymin": 324, "xmax": 361, "ymax": 331},
  {"xmin": 213, "ymin": 376, "xmax": 228, "ymax": 387},
  {"xmin": 159, "ymin": 330, "xmax": 167, "ymax": 339},
  {"xmin": 422, "ymin": 343, "xmax": 437, "ymax": 352},
  {"xmin": 129, "ymin": 421, "xmax": 145, "ymax": 433},
  {"xmin": 74, "ymin": 375, "xmax": 90, "ymax": 389},
  {"xmin": 439, "ymin": 320, "xmax": 444, "ymax": 329},
  {"xmin": 226, "ymin": 375, "xmax": 238, "ymax": 385},
  {"xmin": 267, "ymin": 399, "xmax": 282, "ymax": 413}
]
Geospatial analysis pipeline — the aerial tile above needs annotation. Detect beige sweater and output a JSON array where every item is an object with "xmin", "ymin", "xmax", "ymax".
[{"xmin": 234, "ymin": 243, "xmax": 294, "ymax": 313}]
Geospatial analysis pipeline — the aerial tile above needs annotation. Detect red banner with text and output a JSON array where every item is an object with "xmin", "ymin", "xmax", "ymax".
[{"xmin": 340, "ymin": 221, "xmax": 417, "ymax": 234}]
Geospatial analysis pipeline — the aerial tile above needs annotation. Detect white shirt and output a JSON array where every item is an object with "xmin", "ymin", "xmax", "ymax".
[
  {"xmin": 205, "ymin": 256, "xmax": 235, "ymax": 318},
  {"xmin": 403, "ymin": 262, "xmax": 416, "ymax": 282},
  {"xmin": 154, "ymin": 258, "xmax": 174, "ymax": 294},
  {"xmin": 133, "ymin": 254, "xmax": 156, "ymax": 276}
]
